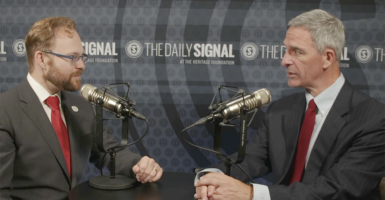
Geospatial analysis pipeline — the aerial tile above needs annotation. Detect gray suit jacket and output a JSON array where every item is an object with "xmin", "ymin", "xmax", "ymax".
[
  {"xmin": 220, "ymin": 80, "xmax": 385, "ymax": 200},
  {"xmin": 0, "ymin": 78, "xmax": 141, "ymax": 200}
]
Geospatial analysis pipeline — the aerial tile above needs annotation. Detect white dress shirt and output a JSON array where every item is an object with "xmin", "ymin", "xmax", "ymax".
[
  {"xmin": 251, "ymin": 73, "xmax": 345, "ymax": 200},
  {"xmin": 27, "ymin": 73, "xmax": 67, "ymax": 127}
]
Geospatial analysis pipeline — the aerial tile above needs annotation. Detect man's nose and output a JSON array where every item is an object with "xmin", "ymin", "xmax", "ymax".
[{"xmin": 281, "ymin": 51, "xmax": 292, "ymax": 67}]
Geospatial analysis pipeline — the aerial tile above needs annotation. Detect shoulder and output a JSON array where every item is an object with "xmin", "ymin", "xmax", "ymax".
[
  {"xmin": 334, "ymin": 82, "xmax": 385, "ymax": 126},
  {"xmin": 350, "ymin": 87, "xmax": 385, "ymax": 115},
  {"xmin": 342, "ymin": 81, "xmax": 384, "ymax": 110},
  {"xmin": 267, "ymin": 92, "xmax": 304, "ymax": 111},
  {"xmin": 0, "ymin": 83, "xmax": 23, "ymax": 107}
]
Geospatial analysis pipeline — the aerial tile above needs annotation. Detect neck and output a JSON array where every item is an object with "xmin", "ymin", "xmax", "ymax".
[
  {"xmin": 307, "ymin": 65, "xmax": 340, "ymax": 97},
  {"xmin": 30, "ymin": 70, "xmax": 60, "ymax": 95}
]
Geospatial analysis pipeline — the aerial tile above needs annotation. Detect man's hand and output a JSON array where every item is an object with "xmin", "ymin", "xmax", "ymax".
[
  {"xmin": 132, "ymin": 156, "xmax": 163, "ymax": 183},
  {"xmin": 194, "ymin": 173, "xmax": 253, "ymax": 200},
  {"xmin": 195, "ymin": 185, "xmax": 216, "ymax": 200}
]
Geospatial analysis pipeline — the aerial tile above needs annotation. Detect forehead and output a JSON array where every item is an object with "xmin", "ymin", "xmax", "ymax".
[
  {"xmin": 50, "ymin": 28, "xmax": 83, "ymax": 53},
  {"xmin": 283, "ymin": 26, "xmax": 314, "ymax": 49}
]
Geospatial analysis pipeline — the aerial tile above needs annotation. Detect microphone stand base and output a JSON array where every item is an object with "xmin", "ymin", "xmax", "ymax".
[{"xmin": 89, "ymin": 175, "xmax": 138, "ymax": 190}]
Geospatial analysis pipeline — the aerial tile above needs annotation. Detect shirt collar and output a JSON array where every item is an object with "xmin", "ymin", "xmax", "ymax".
[
  {"xmin": 305, "ymin": 73, "xmax": 345, "ymax": 116},
  {"xmin": 27, "ymin": 73, "xmax": 62, "ymax": 104}
]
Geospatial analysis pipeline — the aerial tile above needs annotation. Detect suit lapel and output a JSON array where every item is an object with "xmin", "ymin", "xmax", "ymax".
[
  {"xmin": 18, "ymin": 78, "xmax": 71, "ymax": 184},
  {"xmin": 277, "ymin": 94, "xmax": 307, "ymax": 184},
  {"xmin": 61, "ymin": 92, "xmax": 85, "ymax": 187},
  {"xmin": 302, "ymin": 81, "xmax": 352, "ymax": 183}
]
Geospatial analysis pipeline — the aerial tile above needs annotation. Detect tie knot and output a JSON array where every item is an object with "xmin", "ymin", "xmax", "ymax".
[
  {"xmin": 308, "ymin": 99, "xmax": 317, "ymax": 111},
  {"xmin": 45, "ymin": 96, "xmax": 60, "ymax": 110}
]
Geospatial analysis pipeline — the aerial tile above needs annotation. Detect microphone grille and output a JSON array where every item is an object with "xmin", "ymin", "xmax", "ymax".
[
  {"xmin": 253, "ymin": 88, "xmax": 272, "ymax": 106},
  {"xmin": 80, "ymin": 84, "xmax": 97, "ymax": 101}
]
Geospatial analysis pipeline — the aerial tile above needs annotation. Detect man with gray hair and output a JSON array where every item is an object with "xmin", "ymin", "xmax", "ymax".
[{"xmin": 194, "ymin": 9, "xmax": 385, "ymax": 200}]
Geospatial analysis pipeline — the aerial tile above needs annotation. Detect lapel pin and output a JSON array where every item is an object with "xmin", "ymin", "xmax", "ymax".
[{"xmin": 72, "ymin": 106, "xmax": 79, "ymax": 112}]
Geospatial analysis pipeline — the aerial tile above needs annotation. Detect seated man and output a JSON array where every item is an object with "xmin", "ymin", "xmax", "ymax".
[
  {"xmin": 195, "ymin": 9, "xmax": 385, "ymax": 200},
  {"xmin": 0, "ymin": 16, "xmax": 163, "ymax": 200}
]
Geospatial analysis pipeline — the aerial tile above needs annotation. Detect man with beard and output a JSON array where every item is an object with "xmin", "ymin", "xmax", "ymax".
[{"xmin": 0, "ymin": 17, "xmax": 163, "ymax": 200}]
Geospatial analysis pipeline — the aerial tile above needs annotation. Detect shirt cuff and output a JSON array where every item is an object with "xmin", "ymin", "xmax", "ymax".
[
  {"xmin": 251, "ymin": 183, "xmax": 271, "ymax": 200},
  {"xmin": 194, "ymin": 168, "xmax": 224, "ymax": 184}
]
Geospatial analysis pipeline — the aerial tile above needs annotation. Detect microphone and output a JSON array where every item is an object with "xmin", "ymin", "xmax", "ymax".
[
  {"xmin": 193, "ymin": 88, "xmax": 271, "ymax": 126},
  {"xmin": 80, "ymin": 84, "xmax": 146, "ymax": 120}
]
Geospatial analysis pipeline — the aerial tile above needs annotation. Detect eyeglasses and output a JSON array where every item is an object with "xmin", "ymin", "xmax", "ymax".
[{"xmin": 42, "ymin": 50, "xmax": 88, "ymax": 65}]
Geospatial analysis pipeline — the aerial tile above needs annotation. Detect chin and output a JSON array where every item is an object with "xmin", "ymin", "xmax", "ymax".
[
  {"xmin": 287, "ymin": 81, "xmax": 302, "ymax": 88},
  {"xmin": 73, "ymin": 83, "xmax": 82, "ymax": 91},
  {"xmin": 72, "ymin": 78, "xmax": 82, "ymax": 89},
  {"xmin": 64, "ymin": 80, "xmax": 82, "ymax": 92}
]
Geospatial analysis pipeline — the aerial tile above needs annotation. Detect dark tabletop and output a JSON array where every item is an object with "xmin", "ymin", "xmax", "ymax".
[{"xmin": 69, "ymin": 172, "xmax": 196, "ymax": 200}]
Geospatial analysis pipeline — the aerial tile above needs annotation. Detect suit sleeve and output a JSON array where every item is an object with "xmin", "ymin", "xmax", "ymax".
[
  {"xmin": 268, "ymin": 109, "xmax": 385, "ymax": 200},
  {"xmin": 0, "ymin": 107, "xmax": 15, "ymax": 200},
  {"xmin": 89, "ymin": 126, "xmax": 142, "ymax": 178},
  {"xmin": 210, "ymin": 108, "xmax": 272, "ymax": 182}
]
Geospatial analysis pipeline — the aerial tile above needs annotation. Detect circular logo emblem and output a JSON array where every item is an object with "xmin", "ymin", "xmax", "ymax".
[
  {"xmin": 125, "ymin": 40, "xmax": 143, "ymax": 58},
  {"xmin": 355, "ymin": 45, "xmax": 373, "ymax": 63},
  {"xmin": 12, "ymin": 39, "xmax": 26, "ymax": 57},
  {"xmin": 240, "ymin": 42, "xmax": 258, "ymax": 60}
]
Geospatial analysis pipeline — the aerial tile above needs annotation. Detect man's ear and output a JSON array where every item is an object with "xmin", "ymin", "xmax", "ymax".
[
  {"xmin": 322, "ymin": 48, "xmax": 336, "ymax": 70},
  {"xmin": 34, "ymin": 50, "xmax": 48, "ymax": 70}
]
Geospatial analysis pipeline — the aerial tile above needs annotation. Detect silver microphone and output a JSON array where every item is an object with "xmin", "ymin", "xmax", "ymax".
[
  {"xmin": 80, "ymin": 84, "xmax": 146, "ymax": 120},
  {"xmin": 221, "ymin": 88, "xmax": 271, "ymax": 120},
  {"xmin": 193, "ymin": 88, "xmax": 271, "ymax": 126}
]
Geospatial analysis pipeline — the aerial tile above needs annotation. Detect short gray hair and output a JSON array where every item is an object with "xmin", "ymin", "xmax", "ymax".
[{"xmin": 288, "ymin": 9, "xmax": 345, "ymax": 62}]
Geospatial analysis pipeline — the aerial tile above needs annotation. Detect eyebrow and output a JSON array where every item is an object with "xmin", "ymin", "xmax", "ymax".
[
  {"xmin": 285, "ymin": 44, "xmax": 304, "ymax": 52},
  {"xmin": 283, "ymin": 39, "xmax": 298, "ymax": 48},
  {"xmin": 66, "ymin": 51, "xmax": 85, "ymax": 56}
]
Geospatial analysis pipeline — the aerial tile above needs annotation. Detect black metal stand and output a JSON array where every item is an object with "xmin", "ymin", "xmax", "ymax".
[
  {"xmin": 213, "ymin": 105, "xmax": 249, "ymax": 176},
  {"xmin": 89, "ymin": 175, "xmax": 137, "ymax": 190},
  {"xmin": 89, "ymin": 98, "xmax": 138, "ymax": 190}
]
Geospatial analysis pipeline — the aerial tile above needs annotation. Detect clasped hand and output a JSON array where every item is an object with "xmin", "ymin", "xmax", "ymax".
[
  {"xmin": 132, "ymin": 156, "xmax": 163, "ymax": 183},
  {"xmin": 194, "ymin": 173, "xmax": 253, "ymax": 200}
]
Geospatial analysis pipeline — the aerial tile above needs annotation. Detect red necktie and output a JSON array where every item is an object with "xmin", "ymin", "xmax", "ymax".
[
  {"xmin": 45, "ymin": 96, "xmax": 71, "ymax": 178},
  {"xmin": 289, "ymin": 99, "xmax": 317, "ymax": 184}
]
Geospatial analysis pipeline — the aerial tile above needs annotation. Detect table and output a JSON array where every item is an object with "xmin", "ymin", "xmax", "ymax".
[{"xmin": 69, "ymin": 172, "xmax": 196, "ymax": 200}]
